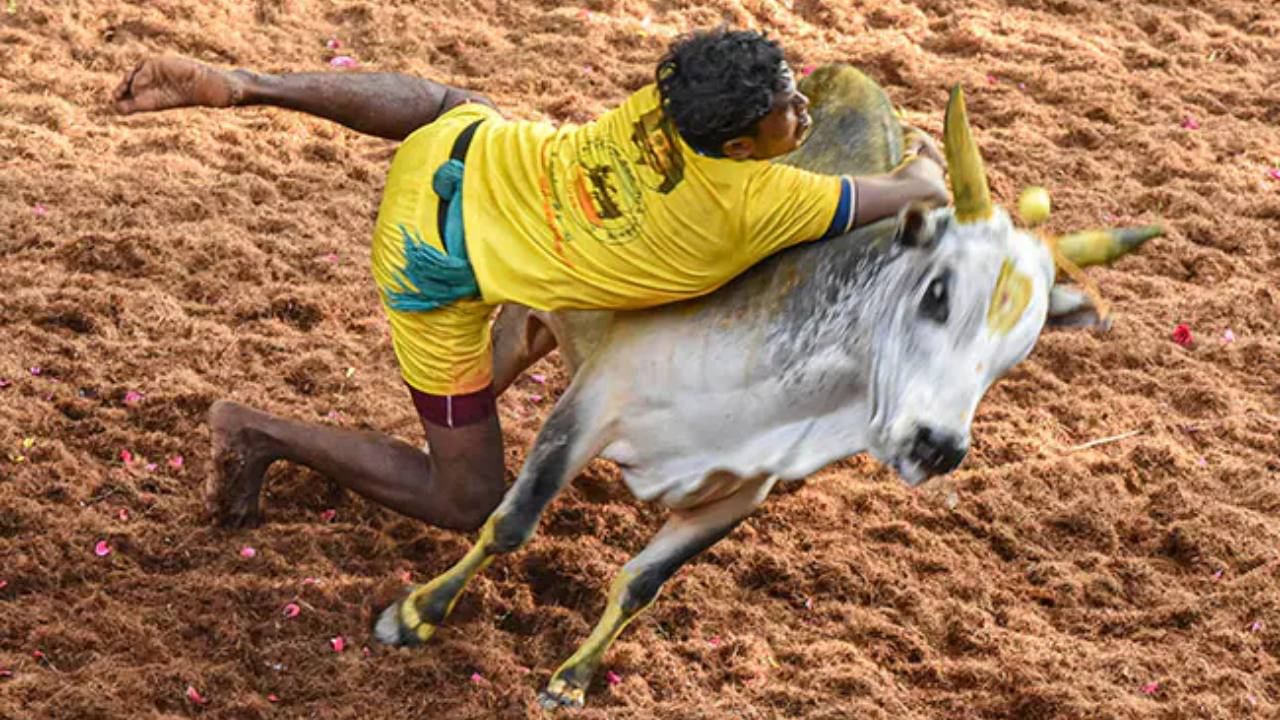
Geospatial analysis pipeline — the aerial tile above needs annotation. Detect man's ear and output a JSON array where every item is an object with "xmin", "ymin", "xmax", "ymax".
[{"xmin": 721, "ymin": 136, "xmax": 756, "ymax": 160}]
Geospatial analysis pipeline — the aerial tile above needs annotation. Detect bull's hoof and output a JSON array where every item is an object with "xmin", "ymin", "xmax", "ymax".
[
  {"xmin": 372, "ymin": 598, "xmax": 435, "ymax": 646},
  {"xmin": 538, "ymin": 678, "xmax": 586, "ymax": 711}
]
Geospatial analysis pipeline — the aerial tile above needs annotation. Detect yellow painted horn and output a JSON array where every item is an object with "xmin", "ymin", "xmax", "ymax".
[
  {"xmin": 944, "ymin": 85, "xmax": 993, "ymax": 224},
  {"xmin": 1055, "ymin": 226, "xmax": 1164, "ymax": 267}
]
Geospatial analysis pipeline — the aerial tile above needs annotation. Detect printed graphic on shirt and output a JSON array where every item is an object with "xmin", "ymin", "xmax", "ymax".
[
  {"xmin": 630, "ymin": 107, "xmax": 685, "ymax": 194},
  {"xmin": 546, "ymin": 138, "xmax": 646, "ymax": 246}
]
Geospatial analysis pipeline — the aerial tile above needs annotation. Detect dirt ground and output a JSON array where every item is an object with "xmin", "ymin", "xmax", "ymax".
[{"xmin": 2, "ymin": 0, "xmax": 1278, "ymax": 718}]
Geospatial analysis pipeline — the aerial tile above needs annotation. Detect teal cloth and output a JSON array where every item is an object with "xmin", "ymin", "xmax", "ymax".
[{"xmin": 386, "ymin": 158, "xmax": 481, "ymax": 312}]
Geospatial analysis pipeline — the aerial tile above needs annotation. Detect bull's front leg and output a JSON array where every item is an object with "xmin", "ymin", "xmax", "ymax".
[
  {"xmin": 374, "ymin": 395, "xmax": 599, "ymax": 646},
  {"xmin": 539, "ymin": 474, "xmax": 777, "ymax": 710}
]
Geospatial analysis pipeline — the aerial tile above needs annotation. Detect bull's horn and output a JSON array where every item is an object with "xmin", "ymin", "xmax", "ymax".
[
  {"xmin": 1055, "ymin": 226, "xmax": 1164, "ymax": 267},
  {"xmin": 944, "ymin": 85, "xmax": 993, "ymax": 224}
]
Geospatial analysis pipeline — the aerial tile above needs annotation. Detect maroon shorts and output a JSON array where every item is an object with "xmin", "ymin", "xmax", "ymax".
[{"xmin": 408, "ymin": 383, "xmax": 496, "ymax": 429}]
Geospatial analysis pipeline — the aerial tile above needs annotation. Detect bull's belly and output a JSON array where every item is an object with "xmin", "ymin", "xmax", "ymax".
[{"xmin": 599, "ymin": 401, "xmax": 869, "ymax": 510}]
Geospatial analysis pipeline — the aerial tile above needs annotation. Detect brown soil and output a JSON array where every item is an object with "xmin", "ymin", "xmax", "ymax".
[{"xmin": 2, "ymin": 1, "xmax": 1278, "ymax": 718}]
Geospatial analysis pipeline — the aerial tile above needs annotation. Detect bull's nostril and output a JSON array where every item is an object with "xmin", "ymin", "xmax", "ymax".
[{"xmin": 911, "ymin": 427, "xmax": 967, "ymax": 475}]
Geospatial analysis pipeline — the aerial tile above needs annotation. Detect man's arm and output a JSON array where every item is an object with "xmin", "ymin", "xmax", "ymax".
[
  {"xmin": 112, "ymin": 56, "xmax": 492, "ymax": 141},
  {"xmin": 850, "ymin": 129, "xmax": 948, "ymax": 228}
]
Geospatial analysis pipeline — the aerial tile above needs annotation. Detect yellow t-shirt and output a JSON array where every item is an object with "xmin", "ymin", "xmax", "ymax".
[{"xmin": 461, "ymin": 84, "xmax": 851, "ymax": 311}]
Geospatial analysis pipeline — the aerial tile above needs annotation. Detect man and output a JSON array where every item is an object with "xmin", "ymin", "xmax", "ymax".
[{"xmin": 112, "ymin": 28, "xmax": 947, "ymax": 532}]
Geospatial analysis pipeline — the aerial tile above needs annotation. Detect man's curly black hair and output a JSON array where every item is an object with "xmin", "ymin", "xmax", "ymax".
[{"xmin": 656, "ymin": 27, "xmax": 789, "ymax": 157}]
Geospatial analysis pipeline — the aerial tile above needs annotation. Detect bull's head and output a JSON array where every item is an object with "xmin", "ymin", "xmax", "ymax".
[{"xmin": 867, "ymin": 86, "xmax": 1160, "ymax": 486}]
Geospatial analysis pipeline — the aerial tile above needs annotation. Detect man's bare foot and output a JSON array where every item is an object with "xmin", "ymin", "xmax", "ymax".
[
  {"xmin": 207, "ymin": 400, "xmax": 281, "ymax": 528},
  {"xmin": 113, "ymin": 56, "xmax": 246, "ymax": 115}
]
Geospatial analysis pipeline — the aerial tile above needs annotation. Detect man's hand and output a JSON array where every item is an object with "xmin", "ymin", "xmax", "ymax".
[
  {"xmin": 902, "ymin": 125, "xmax": 946, "ymax": 169},
  {"xmin": 892, "ymin": 153, "xmax": 949, "ymax": 208},
  {"xmin": 113, "ymin": 56, "xmax": 244, "ymax": 115}
]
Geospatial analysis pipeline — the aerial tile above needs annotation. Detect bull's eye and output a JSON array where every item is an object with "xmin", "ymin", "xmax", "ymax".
[{"xmin": 920, "ymin": 272, "xmax": 950, "ymax": 324}]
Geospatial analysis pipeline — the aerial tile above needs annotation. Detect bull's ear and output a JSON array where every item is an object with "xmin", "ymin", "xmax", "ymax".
[
  {"xmin": 1047, "ymin": 285, "xmax": 1111, "ymax": 331},
  {"xmin": 895, "ymin": 202, "xmax": 941, "ymax": 250}
]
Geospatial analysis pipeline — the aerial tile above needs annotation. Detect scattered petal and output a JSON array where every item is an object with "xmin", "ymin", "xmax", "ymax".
[
  {"xmin": 398, "ymin": 569, "xmax": 412, "ymax": 584},
  {"xmin": 0, "ymin": 379, "xmax": 11, "ymax": 388},
  {"xmin": 324, "ymin": 253, "xmax": 339, "ymax": 263},
  {"xmin": 1213, "ymin": 568, "xmax": 1224, "ymax": 580},
  {"xmin": 1221, "ymin": 328, "xmax": 1236, "ymax": 344},
  {"xmin": 32, "ymin": 649, "xmax": 45, "ymax": 661},
  {"xmin": 94, "ymin": 540, "xmax": 112, "ymax": 557},
  {"xmin": 120, "ymin": 448, "xmax": 134, "ymax": 465},
  {"xmin": 302, "ymin": 577, "xmax": 319, "ymax": 585},
  {"xmin": 267, "ymin": 693, "xmax": 280, "ymax": 703},
  {"xmin": 985, "ymin": 74, "xmax": 998, "ymax": 84},
  {"xmin": 30, "ymin": 367, "xmax": 41, "ymax": 376},
  {"xmin": 804, "ymin": 597, "xmax": 814, "ymax": 610},
  {"xmin": 283, "ymin": 602, "xmax": 301, "ymax": 618},
  {"xmin": 329, "ymin": 55, "xmax": 358, "ymax": 69},
  {"xmin": 1180, "ymin": 116, "xmax": 1200, "ymax": 130},
  {"xmin": 169, "ymin": 455, "xmax": 185, "ymax": 469},
  {"xmin": 1017, "ymin": 82, "xmax": 1027, "ymax": 90},
  {"xmin": 1196, "ymin": 456, "xmax": 1207, "ymax": 467},
  {"xmin": 0, "ymin": 668, "xmax": 11, "ymax": 678},
  {"xmin": 123, "ymin": 390, "xmax": 143, "ymax": 405},
  {"xmin": 529, "ymin": 394, "xmax": 544, "ymax": 403},
  {"xmin": 1269, "ymin": 168, "xmax": 1280, "ymax": 181},
  {"xmin": 145, "ymin": 462, "xmax": 158, "ymax": 472},
  {"xmin": 605, "ymin": 670, "xmax": 622, "ymax": 686},
  {"xmin": 1171, "ymin": 323, "xmax": 1193, "ymax": 348},
  {"xmin": 470, "ymin": 672, "xmax": 485, "ymax": 684},
  {"xmin": 118, "ymin": 508, "xmax": 130, "ymax": 521},
  {"xmin": 186, "ymin": 685, "xmax": 208, "ymax": 705},
  {"xmin": 240, "ymin": 546, "xmax": 257, "ymax": 558},
  {"xmin": 1250, "ymin": 620, "xmax": 1263, "ymax": 633},
  {"xmin": 361, "ymin": 645, "xmax": 372, "ymax": 658},
  {"xmin": 320, "ymin": 509, "xmax": 337, "ymax": 523},
  {"xmin": 0, "ymin": 580, "xmax": 7, "ymax": 590},
  {"xmin": 325, "ymin": 37, "xmax": 341, "ymax": 50},
  {"xmin": 1141, "ymin": 681, "xmax": 1160, "ymax": 695},
  {"xmin": 325, "ymin": 410, "xmax": 341, "ymax": 420},
  {"xmin": 530, "ymin": 373, "xmax": 546, "ymax": 384},
  {"xmin": 800, "ymin": 64, "xmax": 816, "ymax": 77},
  {"xmin": 708, "ymin": 636, "xmax": 721, "ymax": 647},
  {"xmin": 516, "ymin": 665, "xmax": 531, "ymax": 674},
  {"xmin": 330, "ymin": 636, "xmax": 346, "ymax": 652},
  {"xmin": 32, "ymin": 203, "xmax": 47, "ymax": 217}
]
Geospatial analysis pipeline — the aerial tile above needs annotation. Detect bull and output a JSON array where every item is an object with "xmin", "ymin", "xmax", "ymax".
[{"xmin": 373, "ymin": 64, "xmax": 1161, "ymax": 709}]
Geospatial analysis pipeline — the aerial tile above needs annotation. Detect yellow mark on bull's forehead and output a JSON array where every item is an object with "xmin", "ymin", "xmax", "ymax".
[{"xmin": 987, "ymin": 259, "xmax": 1031, "ymax": 336}]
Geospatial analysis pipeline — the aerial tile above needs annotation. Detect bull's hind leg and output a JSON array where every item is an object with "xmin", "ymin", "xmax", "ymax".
[
  {"xmin": 538, "ymin": 475, "xmax": 778, "ymax": 710},
  {"xmin": 374, "ymin": 391, "xmax": 604, "ymax": 646}
]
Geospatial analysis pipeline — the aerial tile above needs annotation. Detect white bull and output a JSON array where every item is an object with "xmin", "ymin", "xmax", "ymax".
[{"xmin": 374, "ymin": 64, "xmax": 1160, "ymax": 709}]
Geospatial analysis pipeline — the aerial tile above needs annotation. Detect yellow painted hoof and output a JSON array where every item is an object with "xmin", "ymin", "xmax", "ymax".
[
  {"xmin": 372, "ymin": 599, "xmax": 435, "ymax": 646},
  {"xmin": 538, "ymin": 677, "xmax": 586, "ymax": 710}
]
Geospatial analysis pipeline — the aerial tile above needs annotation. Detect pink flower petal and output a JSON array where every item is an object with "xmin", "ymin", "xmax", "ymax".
[
  {"xmin": 29, "ymin": 367, "xmax": 41, "ymax": 376},
  {"xmin": 325, "ymin": 37, "xmax": 341, "ymax": 50},
  {"xmin": 1141, "ymin": 681, "xmax": 1160, "ymax": 695},
  {"xmin": 239, "ymin": 546, "xmax": 257, "ymax": 558},
  {"xmin": 330, "ymin": 636, "xmax": 346, "ymax": 653},
  {"xmin": 118, "ymin": 508, "xmax": 130, "ymax": 521},
  {"xmin": 1180, "ymin": 116, "xmax": 1200, "ymax": 130},
  {"xmin": 1221, "ymin": 328, "xmax": 1236, "ymax": 344},
  {"xmin": 168, "ymin": 455, "xmax": 184, "ymax": 469},
  {"xmin": 986, "ymin": 74, "xmax": 998, "ymax": 84},
  {"xmin": 186, "ymin": 685, "xmax": 208, "ymax": 705},
  {"xmin": 0, "ymin": 580, "xmax": 7, "ymax": 590},
  {"xmin": 320, "ymin": 509, "xmax": 337, "ymax": 523},
  {"xmin": 0, "ymin": 668, "xmax": 11, "ymax": 678},
  {"xmin": 302, "ymin": 577, "xmax": 319, "ymax": 586},
  {"xmin": 283, "ymin": 602, "xmax": 301, "ymax": 618},
  {"xmin": 1171, "ymin": 322, "xmax": 1193, "ymax": 348},
  {"xmin": 32, "ymin": 649, "xmax": 45, "ymax": 660},
  {"xmin": 329, "ymin": 55, "xmax": 358, "ymax": 69},
  {"xmin": 94, "ymin": 540, "xmax": 111, "ymax": 557},
  {"xmin": 32, "ymin": 203, "xmax": 47, "ymax": 217},
  {"xmin": 605, "ymin": 670, "xmax": 622, "ymax": 686},
  {"xmin": 529, "ymin": 394, "xmax": 543, "ymax": 403},
  {"xmin": 804, "ymin": 597, "xmax": 814, "ymax": 610},
  {"xmin": 470, "ymin": 672, "xmax": 485, "ymax": 684},
  {"xmin": 708, "ymin": 636, "xmax": 721, "ymax": 647},
  {"xmin": 144, "ymin": 462, "xmax": 157, "ymax": 472},
  {"xmin": 530, "ymin": 373, "xmax": 546, "ymax": 384},
  {"xmin": 361, "ymin": 645, "xmax": 371, "ymax": 658},
  {"xmin": 1213, "ymin": 568, "xmax": 1224, "ymax": 580},
  {"xmin": 123, "ymin": 390, "xmax": 143, "ymax": 405},
  {"xmin": 1250, "ymin": 620, "xmax": 1263, "ymax": 632},
  {"xmin": 120, "ymin": 449, "xmax": 133, "ymax": 465},
  {"xmin": 324, "ymin": 253, "xmax": 339, "ymax": 263},
  {"xmin": 398, "ymin": 569, "xmax": 412, "ymax": 584},
  {"xmin": 800, "ymin": 64, "xmax": 816, "ymax": 77},
  {"xmin": 1268, "ymin": 168, "xmax": 1280, "ymax": 181},
  {"xmin": 0, "ymin": 379, "xmax": 11, "ymax": 388},
  {"xmin": 267, "ymin": 693, "xmax": 280, "ymax": 703}
]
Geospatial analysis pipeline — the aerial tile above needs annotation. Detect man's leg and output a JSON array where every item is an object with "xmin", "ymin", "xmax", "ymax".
[
  {"xmin": 207, "ymin": 399, "xmax": 505, "ymax": 531},
  {"xmin": 112, "ymin": 55, "xmax": 492, "ymax": 141}
]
